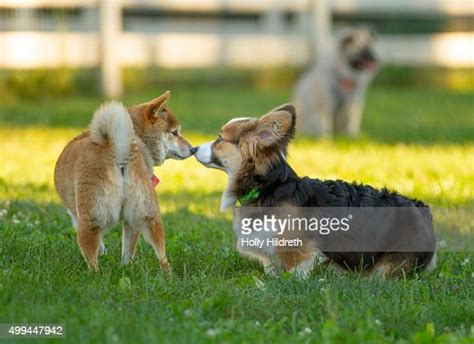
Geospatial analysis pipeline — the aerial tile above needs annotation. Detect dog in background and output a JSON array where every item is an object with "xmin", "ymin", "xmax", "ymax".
[
  {"xmin": 294, "ymin": 27, "xmax": 379, "ymax": 137},
  {"xmin": 194, "ymin": 104, "xmax": 436, "ymax": 278},
  {"xmin": 54, "ymin": 91, "xmax": 195, "ymax": 272}
]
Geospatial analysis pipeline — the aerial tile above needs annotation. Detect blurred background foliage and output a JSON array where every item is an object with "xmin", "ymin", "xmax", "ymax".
[{"xmin": 0, "ymin": 66, "xmax": 472, "ymax": 101}]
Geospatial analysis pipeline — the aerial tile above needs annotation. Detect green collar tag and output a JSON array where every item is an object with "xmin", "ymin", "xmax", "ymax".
[{"xmin": 237, "ymin": 188, "xmax": 260, "ymax": 207}]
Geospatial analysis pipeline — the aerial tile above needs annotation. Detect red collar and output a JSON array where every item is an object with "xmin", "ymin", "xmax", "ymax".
[
  {"xmin": 151, "ymin": 174, "xmax": 160, "ymax": 188},
  {"xmin": 340, "ymin": 79, "xmax": 355, "ymax": 92}
]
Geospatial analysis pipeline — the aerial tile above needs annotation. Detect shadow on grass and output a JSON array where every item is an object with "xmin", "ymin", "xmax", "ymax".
[
  {"xmin": 0, "ymin": 195, "xmax": 259, "ymax": 280},
  {"xmin": 0, "ymin": 197, "xmax": 473, "ymax": 342},
  {"xmin": 1, "ymin": 195, "xmax": 472, "ymax": 273}
]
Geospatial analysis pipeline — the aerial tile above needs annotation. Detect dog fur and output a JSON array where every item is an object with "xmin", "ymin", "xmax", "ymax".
[
  {"xmin": 54, "ymin": 91, "xmax": 195, "ymax": 272},
  {"xmin": 294, "ymin": 27, "xmax": 379, "ymax": 137},
  {"xmin": 195, "ymin": 104, "xmax": 436, "ymax": 278}
]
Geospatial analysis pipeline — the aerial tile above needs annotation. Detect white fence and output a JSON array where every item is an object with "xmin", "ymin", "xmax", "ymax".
[{"xmin": 1, "ymin": 0, "xmax": 473, "ymax": 97}]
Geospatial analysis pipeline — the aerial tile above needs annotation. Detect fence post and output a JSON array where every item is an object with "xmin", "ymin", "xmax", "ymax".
[
  {"xmin": 100, "ymin": 0, "xmax": 122, "ymax": 98},
  {"xmin": 262, "ymin": 0, "xmax": 283, "ymax": 34},
  {"xmin": 311, "ymin": 0, "xmax": 331, "ymax": 61}
]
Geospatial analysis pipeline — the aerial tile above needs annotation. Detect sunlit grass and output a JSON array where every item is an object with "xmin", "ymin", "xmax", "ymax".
[
  {"xmin": 1, "ymin": 128, "xmax": 472, "ymax": 207},
  {"xmin": 0, "ymin": 84, "xmax": 473, "ymax": 343}
]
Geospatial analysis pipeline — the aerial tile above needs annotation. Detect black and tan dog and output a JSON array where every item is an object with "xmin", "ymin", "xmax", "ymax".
[{"xmin": 195, "ymin": 104, "xmax": 436, "ymax": 278}]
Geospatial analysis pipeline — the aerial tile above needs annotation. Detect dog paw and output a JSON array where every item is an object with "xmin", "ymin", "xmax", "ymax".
[
  {"xmin": 264, "ymin": 264, "xmax": 278, "ymax": 276},
  {"xmin": 99, "ymin": 243, "xmax": 107, "ymax": 256},
  {"xmin": 160, "ymin": 258, "xmax": 172, "ymax": 276}
]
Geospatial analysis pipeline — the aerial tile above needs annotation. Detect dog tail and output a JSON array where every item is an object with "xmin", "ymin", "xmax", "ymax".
[{"xmin": 89, "ymin": 101, "xmax": 135, "ymax": 168}]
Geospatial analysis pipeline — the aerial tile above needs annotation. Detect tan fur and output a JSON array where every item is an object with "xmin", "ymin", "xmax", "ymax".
[
  {"xmin": 370, "ymin": 254, "xmax": 420, "ymax": 279},
  {"xmin": 196, "ymin": 105, "xmax": 324, "ymax": 275},
  {"xmin": 54, "ymin": 91, "xmax": 194, "ymax": 272},
  {"xmin": 294, "ymin": 27, "xmax": 378, "ymax": 137},
  {"xmin": 197, "ymin": 112, "xmax": 324, "ymax": 276},
  {"xmin": 196, "ymin": 105, "xmax": 436, "ymax": 278}
]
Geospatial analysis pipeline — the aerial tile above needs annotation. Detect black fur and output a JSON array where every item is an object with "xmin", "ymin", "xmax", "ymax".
[
  {"xmin": 235, "ymin": 156, "xmax": 436, "ymax": 273},
  {"xmin": 245, "ymin": 157, "xmax": 426, "ymax": 208}
]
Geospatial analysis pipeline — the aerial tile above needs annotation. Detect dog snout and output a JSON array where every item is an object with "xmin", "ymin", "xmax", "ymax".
[
  {"xmin": 194, "ymin": 142, "xmax": 213, "ymax": 164},
  {"xmin": 180, "ymin": 144, "xmax": 195, "ymax": 159},
  {"xmin": 191, "ymin": 147, "xmax": 198, "ymax": 155},
  {"xmin": 361, "ymin": 48, "xmax": 376, "ymax": 62}
]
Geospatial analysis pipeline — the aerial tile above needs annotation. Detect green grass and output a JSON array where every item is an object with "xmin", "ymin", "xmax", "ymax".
[
  {"xmin": 1, "ymin": 85, "xmax": 473, "ymax": 144},
  {"xmin": 0, "ymin": 83, "xmax": 473, "ymax": 343}
]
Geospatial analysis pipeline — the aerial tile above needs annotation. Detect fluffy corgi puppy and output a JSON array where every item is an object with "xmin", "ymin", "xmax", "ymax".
[
  {"xmin": 54, "ymin": 91, "xmax": 195, "ymax": 272},
  {"xmin": 195, "ymin": 104, "xmax": 436, "ymax": 278}
]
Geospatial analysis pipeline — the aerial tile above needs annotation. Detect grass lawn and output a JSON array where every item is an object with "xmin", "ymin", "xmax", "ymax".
[{"xmin": 0, "ymin": 84, "xmax": 473, "ymax": 343}]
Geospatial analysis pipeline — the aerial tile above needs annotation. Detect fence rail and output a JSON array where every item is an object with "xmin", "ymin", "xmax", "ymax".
[
  {"xmin": 1, "ymin": 32, "xmax": 471, "ymax": 68},
  {"xmin": 2, "ymin": 0, "xmax": 473, "ymax": 14},
  {"xmin": 1, "ymin": 0, "xmax": 472, "ymax": 97}
]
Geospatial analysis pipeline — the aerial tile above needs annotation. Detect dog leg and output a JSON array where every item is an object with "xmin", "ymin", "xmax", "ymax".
[
  {"xmin": 99, "ymin": 237, "xmax": 107, "ymax": 256},
  {"xmin": 336, "ymin": 99, "xmax": 364, "ymax": 137},
  {"xmin": 142, "ymin": 217, "xmax": 170, "ymax": 274},
  {"xmin": 292, "ymin": 257, "xmax": 316, "ymax": 279},
  {"xmin": 257, "ymin": 256, "xmax": 278, "ymax": 276},
  {"xmin": 121, "ymin": 222, "xmax": 140, "ymax": 265},
  {"xmin": 318, "ymin": 110, "xmax": 334, "ymax": 137},
  {"xmin": 77, "ymin": 219, "xmax": 101, "ymax": 272},
  {"xmin": 425, "ymin": 252, "xmax": 437, "ymax": 272},
  {"xmin": 278, "ymin": 251, "xmax": 315, "ymax": 278},
  {"xmin": 346, "ymin": 104, "xmax": 363, "ymax": 137},
  {"xmin": 67, "ymin": 209, "xmax": 78, "ymax": 229},
  {"xmin": 235, "ymin": 240, "xmax": 278, "ymax": 276},
  {"xmin": 371, "ymin": 253, "xmax": 416, "ymax": 279}
]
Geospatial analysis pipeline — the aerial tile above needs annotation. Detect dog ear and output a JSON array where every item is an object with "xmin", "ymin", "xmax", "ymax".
[
  {"xmin": 247, "ymin": 104, "xmax": 296, "ymax": 153},
  {"xmin": 338, "ymin": 28, "xmax": 355, "ymax": 50},
  {"xmin": 340, "ymin": 35, "xmax": 354, "ymax": 50},
  {"xmin": 145, "ymin": 90, "xmax": 171, "ymax": 123}
]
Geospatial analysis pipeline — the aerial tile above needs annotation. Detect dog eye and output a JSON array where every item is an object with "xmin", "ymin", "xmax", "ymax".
[{"xmin": 171, "ymin": 130, "xmax": 178, "ymax": 136}]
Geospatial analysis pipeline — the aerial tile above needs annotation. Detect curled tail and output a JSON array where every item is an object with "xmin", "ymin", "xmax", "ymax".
[{"xmin": 89, "ymin": 101, "xmax": 135, "ymax": 169}]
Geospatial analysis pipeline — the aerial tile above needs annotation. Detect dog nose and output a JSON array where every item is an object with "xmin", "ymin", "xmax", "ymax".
[{"xmin": 190, "ymin": 147, "xmax": 198, "ymax": 155}]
